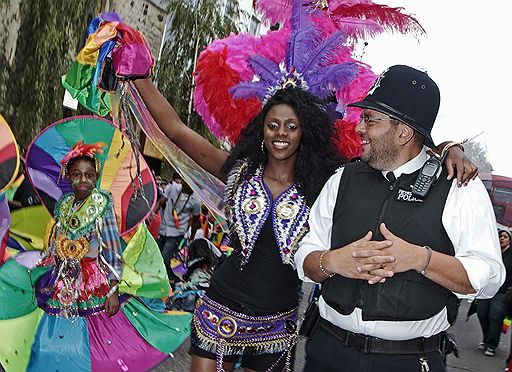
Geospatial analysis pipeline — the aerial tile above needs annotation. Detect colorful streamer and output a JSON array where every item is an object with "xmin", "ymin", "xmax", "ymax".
[{"xmin": 124, "ymin": 83, "xmax": 227, "ymax": 222}]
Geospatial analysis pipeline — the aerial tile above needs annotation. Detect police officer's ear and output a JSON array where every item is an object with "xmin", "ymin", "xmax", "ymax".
[{"xmin": 397, "ymin": 123, "xmax": 415, "ymax": 145}]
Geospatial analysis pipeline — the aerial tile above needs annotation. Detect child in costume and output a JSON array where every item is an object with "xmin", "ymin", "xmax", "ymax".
[
  {"xmin": 40, "ymin": 141, "xmax": 122, "ymax": 318},
  {"xmin": 0, "ymin": 130, "xmax": 191, "ymax": 371}
]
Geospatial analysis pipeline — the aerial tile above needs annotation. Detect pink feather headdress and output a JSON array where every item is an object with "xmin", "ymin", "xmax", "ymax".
[
  {"xmin": 59, "ymin": 140, "xmax": 105, "ymax": 177},
  {"xmin": 193, "ymin": 0, "xmax": 367, "ymax": 149},
  {"xmin": 249, "ymin": 0, "xmax": 425, "ymax": 159}
]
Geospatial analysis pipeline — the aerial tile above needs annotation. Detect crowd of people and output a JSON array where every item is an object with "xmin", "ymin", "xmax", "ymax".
[{"xmin": 1, "ymin": 1, "xmax": 511, "ymax": 372}]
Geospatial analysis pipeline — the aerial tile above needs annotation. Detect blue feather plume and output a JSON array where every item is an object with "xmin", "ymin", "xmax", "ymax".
[
  {"xmin": 286, "ymin": 0, "xmax": 320, "ymax": 68},
  {"xmin": 247, "ymin": 55, "xmax": 280, "ymax": 82},
  {"xmin": 300, "ymin": 30, "xmax": 348, "ymax": 73},
  {"xmin": 308, "ymin": 63, "xmax": 359, "ymax": 98},
  {"xmin": 230, "ymin": 81, "xmax": 269, "ymax": 101}
]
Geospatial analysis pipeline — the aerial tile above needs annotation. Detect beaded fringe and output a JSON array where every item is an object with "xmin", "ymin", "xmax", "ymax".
[{"xmin": 194, "ymin": 330, "xmax": 296, "ymax": 372}]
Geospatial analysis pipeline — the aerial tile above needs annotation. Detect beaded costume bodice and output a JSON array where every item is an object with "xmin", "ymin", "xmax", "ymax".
[
  {"xmin": 55, "ymin": 188, "xmax": 111, "ymax": 240},
  {"xmin": 225, "ymin": 161, "xmax": 310, "ymax": 269}
]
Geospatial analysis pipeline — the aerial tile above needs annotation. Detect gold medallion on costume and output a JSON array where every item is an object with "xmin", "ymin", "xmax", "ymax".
[
  {"xmin": 56, "ymin": 235, "xmax": 90, "ymax": 260},
  {"xmin": 242, "ymin": 197, "xmax": 264, "ymax": 215},
  {"xmin": 276, "ymin": 202, "xmax": 298, "ymax": 220}
]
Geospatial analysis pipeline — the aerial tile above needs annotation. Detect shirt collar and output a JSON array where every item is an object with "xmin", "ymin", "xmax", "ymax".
[{"xmin": 380, "ymin": 147, "xmax": 429, "ymax": 180}]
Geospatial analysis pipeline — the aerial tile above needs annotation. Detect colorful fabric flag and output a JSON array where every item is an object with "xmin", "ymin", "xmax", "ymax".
[{"xmin": 62, "ymin": 13, "xmax": 154, "ymax": 116}]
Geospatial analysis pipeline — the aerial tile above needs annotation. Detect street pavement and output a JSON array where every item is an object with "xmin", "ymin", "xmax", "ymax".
[
  {"xmin": 153, "ymin": 291, "xmax": 510, "ymax": 372},
  {"xmin": 446, "ymin": 299, "xmax": 509, "ymax": 372}
]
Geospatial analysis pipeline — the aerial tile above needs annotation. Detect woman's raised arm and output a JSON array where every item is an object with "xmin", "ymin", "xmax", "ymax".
[{"xmin": 134, "ymin": 78, "xmax": 229, "ymax": 182}]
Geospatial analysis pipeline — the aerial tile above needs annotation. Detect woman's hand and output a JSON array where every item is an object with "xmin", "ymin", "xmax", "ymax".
[
  {"xmin": 438, "ymin": 142, "xmax": 478, "ymax": 186},
  {"xmin": 105, "ymin": 292, "xmax": 120, "ymax": 317}
]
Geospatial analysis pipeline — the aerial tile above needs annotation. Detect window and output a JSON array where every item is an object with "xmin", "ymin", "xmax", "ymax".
[{"xmin": 249, "ymin": 15, "xmax": 261, "ymax": 36}]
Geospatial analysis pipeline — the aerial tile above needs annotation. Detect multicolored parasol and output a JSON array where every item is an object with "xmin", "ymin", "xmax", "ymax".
[
  {"xmin": 25, "ymin": 116, "xmax": 156, "ymax": 235},
  {"xmin": 0, "ymin": 249, "xmax": 191, "ymax": 372},
  {"xmin": 0, "ymin": 115, "xmax": 20, "ymax": 193},
  {"xmin": 0, "ymin": 194, "xmax": 10, "ymax": 265}
]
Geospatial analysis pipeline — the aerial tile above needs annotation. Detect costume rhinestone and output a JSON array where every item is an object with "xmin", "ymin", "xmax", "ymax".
[
  {"xmin": 86, "ymin": 205, "xmax": 97, "ymax": 216},
  {"xmin": 217, "ymin": 316, "xmax": 237, "ymax": 338},
  {"xmin": 276, "ymin": 202, "xmax": 297, "ymax": 220}
]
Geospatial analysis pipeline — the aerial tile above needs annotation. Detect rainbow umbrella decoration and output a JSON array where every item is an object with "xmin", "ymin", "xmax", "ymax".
[
  {"xmin": 0, "ymin": 115, "xmax": 19, "ymax": 265},
  {"xmin": 25, "ymin": 115, "xmax": 156, "ymax": 236},
  {"xmin": 0, "ymin": 248, "xmax": 191, "ymax": 372},
  {"xmin": 0, "ymin": 115, "xmax": 20, "ymax": 194},
  {"xmin": 0, "ymin": 194, "xmax": 10, "ymax": 265}
]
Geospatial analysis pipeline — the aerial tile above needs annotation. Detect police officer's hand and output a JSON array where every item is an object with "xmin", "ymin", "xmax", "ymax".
[
  {"xmin": 327, "ymin": 231, "xmax": 395, "ymax": 282},
  {"xmin": 361, "ymin": 223, "xmax": 428, "ymax": 280}
]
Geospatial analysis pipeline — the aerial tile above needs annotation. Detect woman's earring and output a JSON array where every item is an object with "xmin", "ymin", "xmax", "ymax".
[
  {"xmin": 261, "ymin": 140, "xmax": 266, "ymax": 153},
  {"xmin": 300, "ymin": 143, "xmax": 304, "ymax": 151}
]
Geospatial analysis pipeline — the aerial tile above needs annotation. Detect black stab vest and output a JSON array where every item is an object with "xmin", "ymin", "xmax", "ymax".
[{"xmin": 322, "ymin": 160, "xmax": 459, "ymax": 324}]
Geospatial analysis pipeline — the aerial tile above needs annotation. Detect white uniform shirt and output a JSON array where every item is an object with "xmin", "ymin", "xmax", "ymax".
[{"xmin": 294, "ymin": 149, "xmax": 505, "ymax": 340}]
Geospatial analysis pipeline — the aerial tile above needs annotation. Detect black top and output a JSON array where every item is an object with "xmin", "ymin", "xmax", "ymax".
[
  {"xmin": 499, "ymin": 247, "xmax": 512, "ymax": 294},
  {"xmin": 207, "ymin": 216, "xmax": 301, "ymax": 315}
]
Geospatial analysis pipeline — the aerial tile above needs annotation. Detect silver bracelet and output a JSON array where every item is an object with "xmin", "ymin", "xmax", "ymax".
[{"xmin": 417, "ymin": 246, "xmax": 432, "ymax": 276}]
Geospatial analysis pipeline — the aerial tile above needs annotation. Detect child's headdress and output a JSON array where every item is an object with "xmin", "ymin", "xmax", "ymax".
[{"xmin": 59, "ymin": 140, "xmax": 105, "ymax": 179}]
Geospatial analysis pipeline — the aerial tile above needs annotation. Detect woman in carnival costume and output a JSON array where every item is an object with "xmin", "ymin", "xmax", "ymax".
[
  {"xmin": 0, "ymin": 118, "xmax": 191, "ymax": 372},
  {"xmin": 132, "ymin": 2, "xmax": 476, "ymax": 371}
]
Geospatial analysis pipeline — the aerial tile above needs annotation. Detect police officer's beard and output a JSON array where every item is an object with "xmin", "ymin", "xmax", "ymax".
[{"xmin": 362, "ymin": 126, "xmax": 400, "ymax": 171}]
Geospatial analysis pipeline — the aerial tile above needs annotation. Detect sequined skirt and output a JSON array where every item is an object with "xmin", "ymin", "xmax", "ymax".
[
  {"xmin": 36, "ymin": 256, "xmax": 110, "ymax": 317},
  {"xmin": 192, "ymin": 294, "xmax": 298, "ymax": 356}
]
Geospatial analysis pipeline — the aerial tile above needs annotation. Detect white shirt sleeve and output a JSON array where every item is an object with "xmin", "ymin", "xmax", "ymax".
[
  {"xmin": 443, "ymin": 178, "xmax": 505, "ymax": 299},
  {"xmin": 294, "ymin": 168, "xmax": 344, "ymax": 282}
]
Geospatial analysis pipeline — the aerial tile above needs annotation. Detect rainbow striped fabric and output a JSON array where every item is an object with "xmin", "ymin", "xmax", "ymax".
[{"xmin": 62, "ymin": 13, "xmax": 154, "ymax": 116}]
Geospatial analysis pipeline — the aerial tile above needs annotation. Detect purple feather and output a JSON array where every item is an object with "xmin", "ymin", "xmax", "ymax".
[
  {"xmin": 286, "ymin": 0, "xmax": 319, "ymax": 68},
  {"xmin": 286, "ymin": 28, "xmax": 320, "ymax": 69},
  {"xmin": 230, "ymin": 81, "xmax": 270, "ymax": 100},
  {"xmin": 289, "ymin": 0, "xmax": 312, "ymax": 33},
  {"xmin": 247, "ymin": 55, "xmax": 281, "ymax": 82},
  {"xmin": 99, "ymin": 12, "xmax": 122, "ymax": 23},
  {"xmin": 307, "ymin": 63, "xmax": 359, "ymax": 99},
  {"xmin": 299, "ymin": 30, "xmax": 348, "ymax": 73}
]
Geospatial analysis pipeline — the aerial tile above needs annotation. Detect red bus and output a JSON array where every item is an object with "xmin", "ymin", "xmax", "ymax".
[{"xmin": 481, "ymin": 174, "xmax": 512, "ymax": 228}]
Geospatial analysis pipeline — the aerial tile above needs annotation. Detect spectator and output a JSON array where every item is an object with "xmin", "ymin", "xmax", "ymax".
[
  {"xmin": 478, "ymin": 229, "xmax": 512, "ymax": 356},
  {"xmin": 154, "ymin": 179, "xmax": 201, "ymax": 285}
]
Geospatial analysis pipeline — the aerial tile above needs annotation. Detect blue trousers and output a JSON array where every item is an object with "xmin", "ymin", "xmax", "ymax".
[
  {"xmin": 156, "ymin": 235, "xmax": 183, "ymax": 283},
  {"xmin": 477, "ymin": 293, "xmax": 508, "ymax": 349}
]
